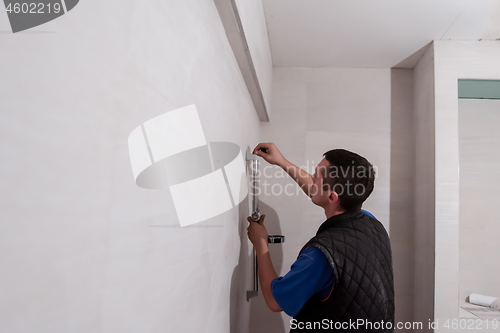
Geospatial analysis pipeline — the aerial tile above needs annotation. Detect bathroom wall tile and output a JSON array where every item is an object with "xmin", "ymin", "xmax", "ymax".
[
  {"xmin": 433, "ymin": 40, "xmax": 500, "ymax": 323},
  {"xmin": 305, "ymin": 68, "xmax": 391, "ymax": 135},
  {"xmin": 458, "ymin": 98, "xmax": 500, "ymax": 308},
  {"xmin": 412, "ymin": 42, "xmax": 437, "ymax": 327}
]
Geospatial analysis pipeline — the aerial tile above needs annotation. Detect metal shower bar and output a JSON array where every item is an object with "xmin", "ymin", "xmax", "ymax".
[
  {"xmin": 245, "ymin": 147, "xmax": 284, "ymax": 302},
  {"xmin": 246, "ymin": 148, "xmax": 260, "ymax": 301}
]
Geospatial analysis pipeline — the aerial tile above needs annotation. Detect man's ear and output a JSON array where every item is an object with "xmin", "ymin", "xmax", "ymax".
[{"xmin": 328, "ymin": 190, "xmax": 339, "ymax": 204}]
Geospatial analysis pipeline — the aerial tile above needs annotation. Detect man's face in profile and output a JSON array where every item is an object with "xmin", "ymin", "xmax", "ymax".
[{"xmin": 311, "ymin": 158, "xmax": 330, "ymax": 207}]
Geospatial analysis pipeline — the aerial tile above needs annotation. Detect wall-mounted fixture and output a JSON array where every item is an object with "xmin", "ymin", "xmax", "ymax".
[
  {"xmin": 245, "ymin": 148, "xmax": 284, "ymax": 301},
  {"xmin": 246, "ymin": 149, "xmax": 260, "ymax": 301}
]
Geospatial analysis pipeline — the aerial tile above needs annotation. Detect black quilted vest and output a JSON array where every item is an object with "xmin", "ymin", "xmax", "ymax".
[{"xmin": 290, "ymin": 210, "xmax": 394, "ymax": 332}]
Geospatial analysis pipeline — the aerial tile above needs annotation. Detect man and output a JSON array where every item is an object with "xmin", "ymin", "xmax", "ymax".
[{"xmin": 247, "ymin": 143, "xmax": 394, "ymax": 332}]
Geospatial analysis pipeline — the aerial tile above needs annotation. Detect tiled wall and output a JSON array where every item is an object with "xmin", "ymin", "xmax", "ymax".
[
  {"xmin": 252, "ymin": 67, "xmax": 394, "ymax": 332},
  {"xmin": 412, "ymin": 43, "xmax": 436, "ymax": 331},
  {"xmin": 458, "ymin": 99, "xmax": 500, "ymax": 303},
  {"xmin": 0, "ymin": 1, "xmax": 269, "ymax": 332},
  {"xmin": 390, "ymin": 69, "xmax": 416, "ymax": 329},
  {"xmin": 251, "ymin": 41, "xmax": 500, "ymax": 333},
  {"xmin": 434, "ymin": 41, "xmax": 500, "ymax": 325}
]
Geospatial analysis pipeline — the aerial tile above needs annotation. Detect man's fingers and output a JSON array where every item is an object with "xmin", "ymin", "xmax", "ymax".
[
  {"xmin": 253, "ymin": 142, "xmax": 271, "ymax": 154},
  {"xmin": 253, "ymin": 143, "xmax": 266, "ymax": 153},
  {"xmin": 248, "ymin": 215, "xmax": 266, "ymax": 226},
  {"xmin": 252, "ymin": 144, "xmax": 261, "ymax": 154}
]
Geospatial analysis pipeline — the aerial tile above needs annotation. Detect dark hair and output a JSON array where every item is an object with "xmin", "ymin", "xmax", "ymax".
[{"xmin": 321, "ymin": 149, "xmax": 375, "ymax": 211}]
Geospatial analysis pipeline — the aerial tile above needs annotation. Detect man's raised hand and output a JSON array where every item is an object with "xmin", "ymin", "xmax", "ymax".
[{"xmin": 252, "ymin": 142, "xmax": 287, "ymax": 167}]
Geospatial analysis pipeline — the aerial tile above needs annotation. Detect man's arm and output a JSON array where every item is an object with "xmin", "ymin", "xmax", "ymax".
[
  {"xmin": 253, "ymin": 143, "xmax": 314, "ymax": 198},
  {"xmin": 247, "ymin": 215, "xmax": 282, "ymax": 312},
  {"xmin": 279, "ymin": 158, "xmax": 314, "ymax": 198},
  {"xmin": 247, "ymin": 216, "xmax": 336, "ymax": 316},
  {"xmin": 255, "ymin": 240, "xmax": 282, "ymax": 312}
]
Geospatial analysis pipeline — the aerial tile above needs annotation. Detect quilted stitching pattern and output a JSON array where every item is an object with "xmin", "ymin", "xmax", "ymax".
[{"xmin": 291, "ymin": 213, "xmax": 395, "ymax": 332}]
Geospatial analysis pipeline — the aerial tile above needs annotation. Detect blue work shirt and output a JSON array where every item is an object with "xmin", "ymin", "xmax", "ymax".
[{"xmin": 270, "ymin": 209, "xmax": 376, "ymax": 317}]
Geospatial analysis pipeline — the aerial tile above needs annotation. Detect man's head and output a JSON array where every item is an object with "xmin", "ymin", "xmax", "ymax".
[{"xmin": 311, "ymin": 149, "xmax": 375, "ymax": 213}]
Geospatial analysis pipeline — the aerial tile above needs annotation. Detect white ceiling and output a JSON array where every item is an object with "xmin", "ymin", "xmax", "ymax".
[{"xmin": 262, "ymin": 0, "xmax": 500, "ymax": 68}]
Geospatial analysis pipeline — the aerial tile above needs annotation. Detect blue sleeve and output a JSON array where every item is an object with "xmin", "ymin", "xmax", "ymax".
[{"xmin": 271, "ymin": 246, "xmax": 334, "ymax": 317}]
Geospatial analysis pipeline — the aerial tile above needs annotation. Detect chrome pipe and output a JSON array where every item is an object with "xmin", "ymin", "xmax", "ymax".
[
  {"xmin": 246, "ymin": 149, "xmax": 260, "ymax": 301},
  {"xmin": 250, "ymin": 158, "xmax": 261, "ymax": 222},
  {"xmin": 245, "ymin": 148, "xmax": 285, "ymax": 302}
]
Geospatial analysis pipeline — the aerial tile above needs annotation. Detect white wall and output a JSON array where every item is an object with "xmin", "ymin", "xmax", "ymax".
[
  {"xmin": 412, "ymin": 42, "xmax": 436, "ymax": 331},
  {"xmin": 0, "ymin": 1, "xmax": 268, "ymax": 332},
  {"xmin": 390, "ymin": 68, "xmax": 416, "ymax": 330},
  {"xmin": 251, "ymin": 67, "xmax": 392, "ymax": 332},
  {"xmin": 458, "ymin": 99, "xmax": 500, "ymax": 303},
  {"xmin": 391, "ymin": 41, "xmax": 500, "ymax": 331},
  {"xmin": 433, "ymin": 41, "xmax": 500, "ymax": 326}
]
